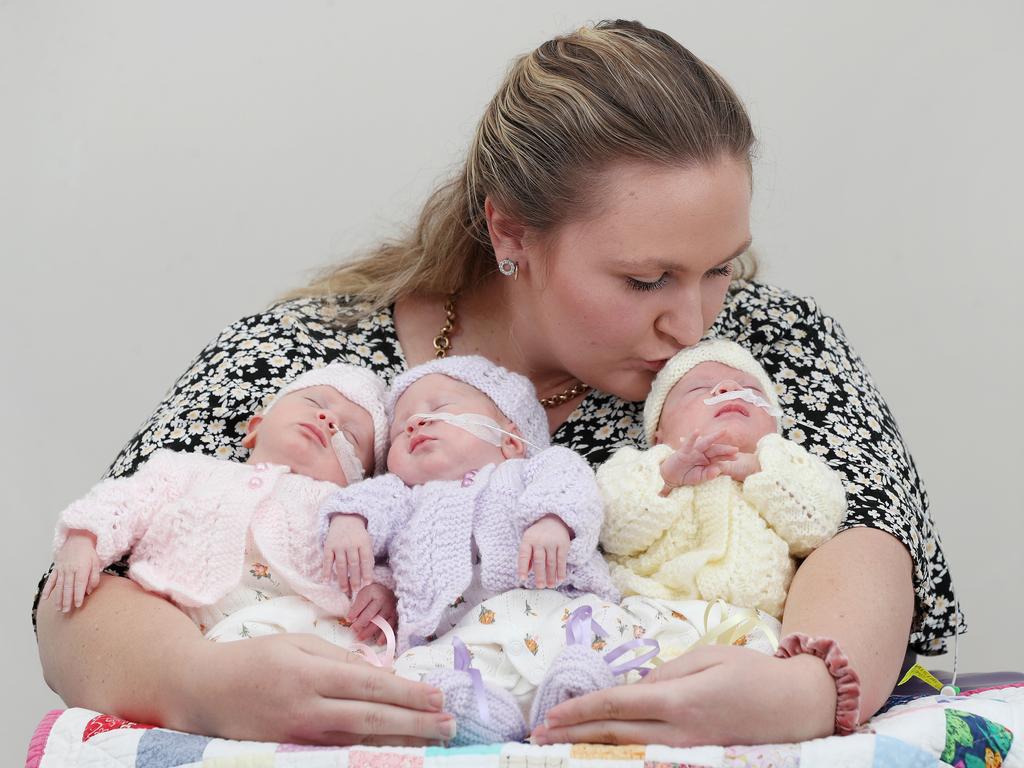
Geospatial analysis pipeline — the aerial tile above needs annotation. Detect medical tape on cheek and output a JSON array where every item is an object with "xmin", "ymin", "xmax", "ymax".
[
  {"xmin": 703, "ymin": 389, "xmax": 782, "ymax": 418},
  {"xmin": 330, "ymin": 431, "xmax": 365, "ymax": 485},
  {"xmin": 411, "ymin": 412, "xmax": 543, "ymax": 452}
]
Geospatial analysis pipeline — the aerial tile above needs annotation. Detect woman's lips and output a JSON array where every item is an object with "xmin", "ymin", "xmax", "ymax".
[
  {"xmin": 642, "ymin": 359, "xmax": 669, "ymax": 372},
  {"xmin": 714, "ymin": 403, "xmax": 749, "ymax": 418},
  {"xmin": 299, "ymin": 422, "xmax": 328, "ymax": 447}
]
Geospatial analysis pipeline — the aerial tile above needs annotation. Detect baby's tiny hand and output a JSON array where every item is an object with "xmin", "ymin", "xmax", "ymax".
[
  {"xmin": 324, "ymin": 514, "xmax": 373, "ymax": 596},
  {"xmin": 348, "ymin": 582, "xmax": 398, "ymax": 643},
  {"xmin": 518, "ymin": 514, "xmax": 572, "ymax": 589},
  {"xmin": 715, "ymin": 452, "xmax": 761, "ymax": 483},
  {"xmin": 42, "ymin": 531, "xmax": 101, "ymax": 613},
  {"xmin": 659, "ymin": 429, "xmax": 739, "ymax": 495}
]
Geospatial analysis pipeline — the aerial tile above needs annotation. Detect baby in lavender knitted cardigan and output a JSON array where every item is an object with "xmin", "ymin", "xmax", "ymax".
[{"xmin": 320, "ymin": 355, "xmax": 620, "ymax": 744}]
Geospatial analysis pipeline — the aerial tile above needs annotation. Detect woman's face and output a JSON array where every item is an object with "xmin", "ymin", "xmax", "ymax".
[{"xmin": 517, "ymin": 156, "xmax": 752, "ymax": 402}]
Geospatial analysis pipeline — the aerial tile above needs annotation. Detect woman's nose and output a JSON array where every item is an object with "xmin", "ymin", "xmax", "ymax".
[{"xmin": 317, "ymin": 411, "xmax": 338, "ymax": 433}]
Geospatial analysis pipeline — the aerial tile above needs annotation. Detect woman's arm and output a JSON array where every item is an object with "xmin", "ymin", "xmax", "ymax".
[
  {"xmin": 531, "ymin": 527, "xmax": 914, "ymax": 746},
  {"xmin": 781, "ymin": 526, "xmax": 915, "ymax": 724},
  {"xmin": 37, "ymin": 573, "xmax": 455, "ymax": 744}
]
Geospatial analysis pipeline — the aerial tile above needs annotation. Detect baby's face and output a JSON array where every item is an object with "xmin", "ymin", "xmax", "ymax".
[
  {"xmin": 387, "ymin": 374, "xmax": 515, "ymax": 485},
  {"xmin": 243, "ymin": 386, "xmax": 375, "ymax": 485},
  {"xmin": 655, "ymin": 362, "xmax": 777, "ymax": 454}
]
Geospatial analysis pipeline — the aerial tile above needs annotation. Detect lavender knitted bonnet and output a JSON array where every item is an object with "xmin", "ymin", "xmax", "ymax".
[{"xmin": 386, "ymin": 355, "xmax": 550, "ymax": 457}]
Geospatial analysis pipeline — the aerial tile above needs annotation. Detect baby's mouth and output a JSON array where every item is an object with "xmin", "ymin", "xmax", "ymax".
[
  {"xmin": 299, "ymin": 422, "xmax": 328, "ymax": 447},
  {"xmin": 714, "ymin": 403, "xmax": 749, "ymax": 418},
  {"xmin": 408, "ymin": 434, "xmax": 435, "ymax": 453}
]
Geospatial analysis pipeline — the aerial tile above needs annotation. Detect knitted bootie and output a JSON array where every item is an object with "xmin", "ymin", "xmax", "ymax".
[
  {"xmin": 424, "ymin": 667, "xmax": 528, "ymax": 746},
  {"xmin": 528, "ymin": 642, "xmax": 617, "ymax": 730}
]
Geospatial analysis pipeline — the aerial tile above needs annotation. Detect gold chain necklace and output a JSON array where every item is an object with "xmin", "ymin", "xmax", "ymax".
[{"xmin": 432, "ymin": 295, "xmax": 590, "ymax": 409}]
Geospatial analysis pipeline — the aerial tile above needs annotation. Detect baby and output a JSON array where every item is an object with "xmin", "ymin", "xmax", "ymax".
[
  {"xmin": 320, "ymin": 355, "xmax": 623, "ymax": 744},
  {"xmin": 43, "ymin": 363, "xmax": 394, "ymax": 645},
  {"xmin": 598, "ymin": 339, "xmax": 847, "ymax": 619}
]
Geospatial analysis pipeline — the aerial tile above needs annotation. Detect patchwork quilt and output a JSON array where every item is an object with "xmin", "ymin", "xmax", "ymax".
[{"xmin": 26, "ymin": 683, "xmax": 1024, "ymax": 767}]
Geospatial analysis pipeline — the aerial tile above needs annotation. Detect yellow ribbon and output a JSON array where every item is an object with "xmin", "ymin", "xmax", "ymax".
[{"xmin": 653, "ymin": 600, "xmax": 779, "ymax": 665}]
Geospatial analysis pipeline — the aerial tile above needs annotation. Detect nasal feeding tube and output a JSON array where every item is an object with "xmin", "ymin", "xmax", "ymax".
[
  {"xmin": 330, "ymin": 431, "xmax": 366, "ymax": 485},
  {"xmin": 703, "ymin": 388, "xmax": 782, "ymax": 418},
  {"xmin": 410, "ymin": 412, "xmax": 543, "ymax": 452}
]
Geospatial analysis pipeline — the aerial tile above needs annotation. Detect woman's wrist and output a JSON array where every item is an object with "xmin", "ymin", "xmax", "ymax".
[{"xmin": 775, "ymin": 633, "xmax": 861, "ymax": 736}]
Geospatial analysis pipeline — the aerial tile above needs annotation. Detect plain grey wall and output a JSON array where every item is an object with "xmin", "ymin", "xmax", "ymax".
[{"xmin": 3, "ymin": 0, "xmax": 1022, "ymax": 760}]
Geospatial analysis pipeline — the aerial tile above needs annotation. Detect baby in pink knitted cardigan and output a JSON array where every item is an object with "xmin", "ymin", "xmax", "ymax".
[
  {"xmin": 320, "ymin": 355, "xmax": 620, "ymax": 744},
  {"xmin": 43, "ymin": 363, "xmax": 394, "ymax": 644}
]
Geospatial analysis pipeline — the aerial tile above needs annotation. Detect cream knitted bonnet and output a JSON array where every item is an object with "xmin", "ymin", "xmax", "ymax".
[
  {"xmin": 263, "ymin": 363, "xmax": 389, "ymax": 475},
  {"xmin": 643, "ymin": 339, "xmax": 781, "ymax": 447},
  {"xmin": 386, "ymin": 355, "xmax": 550, "ymax": 457}
]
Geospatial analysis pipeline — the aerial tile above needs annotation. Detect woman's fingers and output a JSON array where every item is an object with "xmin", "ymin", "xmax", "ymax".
[
  {"xmin": 311, "ymin": 699, "xmax": 456, "ymax": 743},
  {"xmin": 542, "ymin": 679, "xmax": 670, "ymax": 727},
  {"xmin": 532, "ymin": 719, "xmax": 672, "ymax": 746}
]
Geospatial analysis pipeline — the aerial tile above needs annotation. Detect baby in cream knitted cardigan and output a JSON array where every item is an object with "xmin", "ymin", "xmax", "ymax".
[{"xmin": 597, "ymin": 339, "xmax": 847, "ymax": 619}]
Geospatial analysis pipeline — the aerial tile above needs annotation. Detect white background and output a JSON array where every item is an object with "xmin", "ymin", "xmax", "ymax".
[{"xmin": 2, "ymin": 1, "xmax": 1022, "ymax": 760}]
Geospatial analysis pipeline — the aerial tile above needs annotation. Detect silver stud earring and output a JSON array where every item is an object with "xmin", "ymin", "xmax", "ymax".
[{"xmin": 497, "ymin": 258, "xmax": 518, "ymax": 280}]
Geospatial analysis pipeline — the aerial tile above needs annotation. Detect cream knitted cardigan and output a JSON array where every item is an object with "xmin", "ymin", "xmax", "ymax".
[
  {"xmin": 597, "ymin": 433, "xmax": 846, "ymax": 619},
  {"xmin": 53, "ymin": 449, "xmax": 351, "ymax": 615}
]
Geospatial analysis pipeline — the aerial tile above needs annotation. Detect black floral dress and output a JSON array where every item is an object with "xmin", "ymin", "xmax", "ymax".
[{"xmin": 33, "ymin": 280, "xmax": 961, "ymax": 654}]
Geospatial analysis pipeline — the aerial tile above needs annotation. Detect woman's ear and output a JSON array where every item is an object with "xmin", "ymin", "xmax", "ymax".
[
  {"xmin": 484, "ymin": 197, "xmax": 528, "ymax": 266},
  {"xmin": 241, "ymin": 414, "xmax": 262, "ymax": 450},
  {"xmin": 500, "ymin": 425, "xmax": 527, "ymax": 460}
]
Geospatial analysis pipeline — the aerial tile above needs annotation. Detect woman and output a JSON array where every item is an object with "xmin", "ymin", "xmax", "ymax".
[{"xmin": 35, "ymin": 19, "xmax": 957, "ymax": 747}]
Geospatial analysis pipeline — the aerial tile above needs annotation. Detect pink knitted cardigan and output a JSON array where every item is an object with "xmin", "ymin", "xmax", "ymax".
[
  {"xmin": 320, "ymin": 445, "xmax": 619, "ymax": 652},
  {"xmin": 54, "ymin": 449, "xmax": 351, "ymax": 615}
]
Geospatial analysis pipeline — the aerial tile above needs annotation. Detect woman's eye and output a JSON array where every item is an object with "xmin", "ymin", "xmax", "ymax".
[
  {"xmin": 626, "ymin": 273, "xmax": 669, "ymax": 292},
  {"xmin": 705, "ymin": 262, "xmax": 734, "ymax": 279}
]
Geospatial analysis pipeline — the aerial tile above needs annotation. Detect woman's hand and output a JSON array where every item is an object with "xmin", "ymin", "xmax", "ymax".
[
  {"xmin": 37, "ymin": 573, "xmax": 455, "ymax": 746},
  {"xmin": 531, "ymin": 645, "xmax": 836, "ymax": 747},
  {"xmin": 187, "ymin": 632, "xmax": 456, "ymax": 745}
]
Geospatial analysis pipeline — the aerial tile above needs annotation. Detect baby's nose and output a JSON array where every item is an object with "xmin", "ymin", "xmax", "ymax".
[
  {"xmin": 405, "ymin": 416, "xmax": 427, "ymax": 434},
  {"xmin": 317, "ymin": 411, "xmax": 338, "ymax": 433},
  {"xmin": 711, "ymin": 379, "xmax": 742, "ymax": 396}
]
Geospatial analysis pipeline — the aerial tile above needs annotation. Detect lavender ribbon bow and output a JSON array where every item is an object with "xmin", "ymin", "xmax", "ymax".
[
  {"xmin": 452, "ymin": 636, "xmax": 489, "ymax": 723},
  {"xmin": 564, "ymin": 605, "xmax": 660, "ymax": 677}
]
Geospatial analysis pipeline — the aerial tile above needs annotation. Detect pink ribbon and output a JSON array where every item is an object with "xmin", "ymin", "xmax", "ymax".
[
  {"xmin": 350, "ymin": 616, "xmax": 396, "ymax": 668},
  {"xmin": 453, "ymin": 636, "xmax": 490, "ymax": 724}
]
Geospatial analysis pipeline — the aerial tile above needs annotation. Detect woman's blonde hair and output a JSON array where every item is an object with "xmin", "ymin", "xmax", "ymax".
[{"xmin": 289, "ymin": 19, "xmax": 756, "ymax": 316}]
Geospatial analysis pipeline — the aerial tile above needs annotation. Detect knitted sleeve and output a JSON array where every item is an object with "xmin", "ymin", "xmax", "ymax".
[
  {"xmin": 742, "ymin": 433, "xmax": 847, "ymax": 558},
  {"xmin": 54, "ymin": 457, "xmax": 166, "ymax": 568},
  {"xmin": 514, "ymin": 446, "xmax": 604, "ymax": 559},
  {"xmin": 319, "ymin": 473, "xmax": 410, "ymax": 558},
  {"xmin": 596, "ymin": 444, "xmax": 695, "ymax": 558}
]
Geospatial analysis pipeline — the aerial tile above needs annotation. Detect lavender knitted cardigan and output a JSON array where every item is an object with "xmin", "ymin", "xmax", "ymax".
[{"xmin": 320, "ymin": 446, "xmax": 619, "ymax": 651}]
